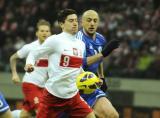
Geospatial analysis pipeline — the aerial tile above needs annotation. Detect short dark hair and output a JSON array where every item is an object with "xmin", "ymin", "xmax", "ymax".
[
  {"xmin": 36, "ymin": 19, "xmax": 51, "ymax": 31},
  {"xmin": 57, "ymin": 9, "xmax": 77, "ymax": 23}
]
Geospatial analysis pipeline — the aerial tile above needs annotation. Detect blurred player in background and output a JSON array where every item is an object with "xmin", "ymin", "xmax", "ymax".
[
  {"xmin": 77, "ymin": 10, "xmax": 119, "ymax": 118},
  {"xmin": 10, "ymin": 19, "xmax": 51, "ymax": 118},
  {"xmin": 25, "ymin": 9, "xmax": 96, "ymax": 118},
  {"xmin": 0, "ymin": 92, "xmax": 13, "ymax": 118}
]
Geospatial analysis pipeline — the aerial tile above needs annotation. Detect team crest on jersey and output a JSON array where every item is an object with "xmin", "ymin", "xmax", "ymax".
[{"xmin": 73, "ymin": 48, "xmax": 78, "ymax": 56}]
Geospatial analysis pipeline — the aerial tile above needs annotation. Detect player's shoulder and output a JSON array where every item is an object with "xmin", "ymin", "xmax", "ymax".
[
  {"xmin": 96, "ymin": 32, "xmax": 106, "ymax": 43},
  {"xmin": 48, "ymin": 34, "xmax": 57, "ymax": 39},
  {"xmin": 20, "ymin": 40, "xmax": 37, "ymax": 49},
  {"xmin": 43, "ymin": 34, "xmax": 64, "ymax": 47},
  {"xmin": 96, "ymin": 32, "xmax": 105, "ymax": 40},
  {"xmin": 44, "ymin": 34, "xmax": 57, "ymax": 43},
  {"xmin": 30, "ymin": 40, "xmax": 39, "ymax": 45},
  {"xmin": 76, "ymin": 30, "xmax": 85, "ymax": 41},
  {"xmin": 76, "ymin": 37, "xmax": 85, "ymax": 44},
  {"xmin": 46, "ymin": 34, "xmax": 57, "ymax": 40},
  {"xmin": 75, "ymin": 31, "xmax": 85, "ymax": 43},
  {"xmin": 54, "ymin": 33, "xmax": 64, "ymax": 39}
]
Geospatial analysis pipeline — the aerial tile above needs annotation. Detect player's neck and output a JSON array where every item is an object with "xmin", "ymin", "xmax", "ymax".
[{"xmin": 38, "ymin": 39, "xmax": 44, "ymax": 44}]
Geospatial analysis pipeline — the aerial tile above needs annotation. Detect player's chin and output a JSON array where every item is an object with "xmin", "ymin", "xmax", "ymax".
[
  {"xmin": 88, "ymin": 32, "xmax": 95, "ymax": 36},
  {"xmin": 88, "ymin": 30, "xmax": 96, "ymax": 34},
  {"xmin": 72, "ymin": 29, "xmax": 78, "ymax": 34}
]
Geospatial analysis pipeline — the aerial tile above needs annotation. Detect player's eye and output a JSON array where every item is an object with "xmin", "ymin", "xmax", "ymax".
[
  {"xmin": 87, "ymin": 18, "xmax": 92, "ymax": 22},
  {"xmin": 68, "ymin": 19, "xmax": 73, "ymax": 22},
  {"xmin": 94, "ymin": 19, "xmax": 98, "ymax": 23}
]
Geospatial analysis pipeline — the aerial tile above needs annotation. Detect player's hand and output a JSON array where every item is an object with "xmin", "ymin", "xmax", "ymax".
[
  {"xmin": 100, "ymin": 78, "xmax": 108, "ymax": 92},
  {"xmin": 95, "ymin": 78, "xmax": 103, "ymax": 89},
  {"xmin": 101, "ymin": 39, "xmax": 120, "ymax": 57},
  {"xmin": 24, "ymin": 64, "xmax": 34, "ymax": 73},
  {"xmin": 99, "ymin": 78, "xmax": 103, "ymax": 86},
  {"xmin": 12, "ymin": 73, "xmax": 21, "ymax": 85}
]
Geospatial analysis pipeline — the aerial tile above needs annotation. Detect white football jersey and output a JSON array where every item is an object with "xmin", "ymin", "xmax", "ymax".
[
  {"xmin": 26, "ymin": 32, "xmax": 85, "ymax": 98},
  {"xmin": 17, "ymin": 40, "xmax": 48, "ymax": 87}
]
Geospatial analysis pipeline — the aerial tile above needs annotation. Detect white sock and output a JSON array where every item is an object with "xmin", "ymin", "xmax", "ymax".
[{"xmin": 12, "ymin": 110, "xmax": 21, "ymax": 118}]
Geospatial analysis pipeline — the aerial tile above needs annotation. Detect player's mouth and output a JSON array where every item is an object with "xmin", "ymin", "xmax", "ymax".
[
  {"xmin": 72, "ymin": 27, "xmax": 78, "ymax": 31},
  {"xmin": 88, "ymin": 28, "xmax": 95, "ymax": 31},
  {"xmin": 72, "ymin": 26, "xmax": 77, "ymax": 29}
]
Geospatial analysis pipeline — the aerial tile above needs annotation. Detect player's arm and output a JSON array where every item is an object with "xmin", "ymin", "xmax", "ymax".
[
  {"xmin": 97, "ymin": 62, "xmax": 108, "ymax": 92},
  {"xmin": 97, "ymin": 62, "xmax": 104, "ymax": 78},
  {"xmin": 25, "ymin": 47, "xmax": 51, "ymax": 73},
  {"xmin": 83, "ymin": 53, "xmax": 103, "ymax": 66},
  {"xmin": 25, "ymin": 37, "xmax": 56, "ymax": 72},
  {"xmin": 10, "ymin": 45, "xmax": 30, "ymax": 84},
  {"xmin": 84, "ymin": 39, "xmax": 120, "ymax": 66},
  {"xmin": 97, "ymin": 62, "xmax": 104, "ymax": 83},
  {"xmin": 10, "ymin": 53, "xmax": 21, "ymax": 85}
]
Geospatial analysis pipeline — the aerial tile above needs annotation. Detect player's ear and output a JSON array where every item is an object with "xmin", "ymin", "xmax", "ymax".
[
  {"xmin": 59, "ymin": 22, "xmax": 64, "ymax": 29},
  {"xmin": 35, "ymin": 31, "xmax": 38, "ymax": 37}
]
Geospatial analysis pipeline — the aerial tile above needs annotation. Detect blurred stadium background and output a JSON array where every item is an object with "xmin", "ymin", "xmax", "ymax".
[{"xmin": 0, "ymin": 0, "xmax": 160, "ymax": 117}]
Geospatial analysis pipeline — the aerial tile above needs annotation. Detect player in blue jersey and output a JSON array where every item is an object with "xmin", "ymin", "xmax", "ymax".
[
  {"xmin": 77, "ymin": 10, "xmax": 119, "ymax": 118},
  {"xmin": 0, "ymin": 92, "xmax": 13, "ymax": 118}
]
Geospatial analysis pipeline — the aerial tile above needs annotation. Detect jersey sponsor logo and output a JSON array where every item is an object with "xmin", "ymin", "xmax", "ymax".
[
  {"xmin": 35, "ymin": 59, "xmax": 48, "ymax": 67},
  {"xmin": 60, "ymin": 54, "xmax": 82, "ymax": 68}
]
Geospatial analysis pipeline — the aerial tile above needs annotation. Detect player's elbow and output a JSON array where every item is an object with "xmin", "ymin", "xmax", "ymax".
[
  {"xmin": 9, "ymin": 54, "xmax": 15, "ymax": 63},
  {"xmin": 10, "ymin": 53, "xmax": 18, "ymax": 63}
]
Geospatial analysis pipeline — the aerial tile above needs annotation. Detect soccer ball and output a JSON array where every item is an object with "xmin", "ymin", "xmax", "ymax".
[{"xmin": 76, "ymin": 71, "xmax": 102, "ymax": 94}]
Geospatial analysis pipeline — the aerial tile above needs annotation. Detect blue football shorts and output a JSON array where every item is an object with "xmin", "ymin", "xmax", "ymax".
[{"xmin": 80, "ymin": 89, "xmax": 107, "ymax": 107}]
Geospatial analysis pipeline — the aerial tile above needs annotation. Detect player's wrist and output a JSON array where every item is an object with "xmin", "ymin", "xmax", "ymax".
[
  {"xmin": 82, "ymin": 57, "xmax": 87, "ymax": 66},
  {"xmin": 101, "ymin": 50, "xmax": 110, "ymax": 57}
]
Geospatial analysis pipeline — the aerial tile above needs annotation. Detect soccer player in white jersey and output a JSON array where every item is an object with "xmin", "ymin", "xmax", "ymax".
[
  {"xmin": 10, "ymin": 19, "xmax": 51, "ymax": 118},
  {"xmin": 25, "ymin": 9, "xmax": 96, "ymax": 118}
]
